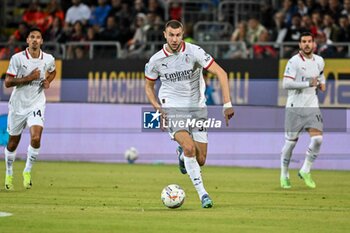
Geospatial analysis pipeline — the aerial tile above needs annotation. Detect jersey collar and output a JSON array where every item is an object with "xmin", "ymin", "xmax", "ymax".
[
  {"xmin": 299, "ymin": 51, "xmax": 315, "ymax": 61},
  {"xmin": 25, "ymin": 48, "xmax": 43, "ymax": 60},
  {"xmin": 162, "ymin": 42, "xmax": 186, "ymax": 57}
]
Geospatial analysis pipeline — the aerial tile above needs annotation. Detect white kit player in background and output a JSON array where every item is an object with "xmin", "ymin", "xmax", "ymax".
[
  {"xmin": 280, "ymin": 32, "xmax": 326, "ymax": 189},
  {"xmin": 4, "ymin": 27, "xmax": 56, "ymax": 190},
  {"xmin": 145, "ymin": 20, "xmax": 234, "ymax": 208}
]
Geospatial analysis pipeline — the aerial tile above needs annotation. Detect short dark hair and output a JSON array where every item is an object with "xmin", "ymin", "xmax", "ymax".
[
  {"xmin": 165, "ymin": 20, "xmax": 183, "ymax": 30},
  {"xmin": 299, "ymin": 31, "xmax": 314, "ymax": 42},
  {"xmin": 27, "ymin": 27, "xmax": 42, "ymax": 37}
]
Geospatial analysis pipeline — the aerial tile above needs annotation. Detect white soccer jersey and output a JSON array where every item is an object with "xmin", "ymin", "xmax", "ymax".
[
  {"xmin": 283, "ymin": 52, "xmax": 325, "ymax": 108},
  {"xmin": 6, "ymin": 48, "xmax": 55, "ymax": 115},
  {"xmin": 145, "ymin": 42, "xmax": 214, "ymax": 108}
]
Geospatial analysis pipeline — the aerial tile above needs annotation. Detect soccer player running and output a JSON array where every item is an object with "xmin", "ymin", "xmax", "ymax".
[
  {"xmin": 280, "ymin": 32, "xmax": 326, "ymax": 189},
  {"xmin": 145, "ymin": 20, "xmax": 234, "ymax": 208},
  {"xmin": 4, "ymin": 28, "xmax": 56, "ymax": 190}
]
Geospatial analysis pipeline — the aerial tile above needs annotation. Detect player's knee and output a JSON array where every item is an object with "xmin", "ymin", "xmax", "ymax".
[
  {"xmin": 182, "ymin": 143, "xmax": 196, "ymax": 157},
  {"xmin": 7, "ymin": 142, "xmax": 18, "ymax": 152},
  {"xmin": 286, "ymin": 139, "xmax": 297, "ymax": 148},
  {"xmin": 31, "ymin": 135, "xmax": 41, "ymax": 147},
  {"xmin": 282, "ymin": 139, "xmax": 297, "ymax": 152}
]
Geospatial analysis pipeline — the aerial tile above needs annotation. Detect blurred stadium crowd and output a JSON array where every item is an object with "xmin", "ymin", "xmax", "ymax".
[{"xmin": 0, "ymin": 0, "xmax": 349, "ymax": 59}]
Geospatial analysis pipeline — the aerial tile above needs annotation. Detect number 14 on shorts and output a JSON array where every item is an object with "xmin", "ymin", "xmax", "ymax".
[{"xmin": 33, "ymin": 110, "xmax": 42, "ymax": 117}]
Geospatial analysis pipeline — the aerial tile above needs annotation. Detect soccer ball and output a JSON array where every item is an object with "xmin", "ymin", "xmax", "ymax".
[
  {"xmin": 161, "ymin": 184, "xmax": 186, "ymax": 208},
  {"xmin": 124, "ymin": 147, "xmax": 138, "ymax": 164}
]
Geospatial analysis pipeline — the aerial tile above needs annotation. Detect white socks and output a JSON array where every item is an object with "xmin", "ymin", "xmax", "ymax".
[
  {"xmin": 24, "ymin": 145, "xmax": 40, "ymax": 173},
  {"xmin": 301, "ymin": 135, "xmax": 323, "ymax": 173},
  {"xmin": 5, "ymin": 147, "xmax": 16, "ymax": 176},
  {"xmin": 184, "ymin": 156, "xmax": 207, "ymax": 199},
  {"xmin": 280, "ymin": 140, "xmax": 297, "ymax": 179}
]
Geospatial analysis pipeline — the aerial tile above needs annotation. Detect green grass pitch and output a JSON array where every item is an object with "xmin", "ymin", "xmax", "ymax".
[{"xmin": 0, "ymin": 161, "xmax": 349, "ymax": 233}]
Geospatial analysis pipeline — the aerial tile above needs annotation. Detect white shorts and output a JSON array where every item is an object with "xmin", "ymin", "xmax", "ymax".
[
  {"xmin": 7, "ymin": 106, "xmax": 45, "ymax": 136},
  {"xmin": 285, "ymin": 107, "xmax": 323, "ymax": 140},
  {"xmin": 166, "ymin": 108, "xmax": 208, "ymax": 143}
]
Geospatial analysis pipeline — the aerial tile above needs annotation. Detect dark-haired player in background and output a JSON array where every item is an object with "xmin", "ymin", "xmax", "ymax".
[
  {"xmin": 280, "ymin": 32, "xmax": 326, "ymax": 189},
  {"xmin": 4, "ymin": 28, "xmax": 56, "ymax": 190}
]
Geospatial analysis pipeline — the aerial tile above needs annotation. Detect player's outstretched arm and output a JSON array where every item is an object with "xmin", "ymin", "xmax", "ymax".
[
  {"xmin": 4, "ymin": 68, "xmax": 40, "ymax": 88},
  {"xmin": 207, "ymin": 61, "xmax": 230, "ymax": 104},
  {"xmin": 145, "ymin": 79, "xmax": 161, "ymax": 111},
  {"xmin": 207, "ymin": 61, "xmax": 234, "ymax": 126}
]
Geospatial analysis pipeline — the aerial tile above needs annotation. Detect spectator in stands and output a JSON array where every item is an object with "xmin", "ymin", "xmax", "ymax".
[
  {"xmin": 305, "ymin": 0, "xmax": 322, "ymax": 14},
  {"xmin": 147, "ymin": 11, "xmax": 163, "ymax": 28},
  {"xmin": 87, "ymin": 26, "xmax": 99, "ymax": 41},
  {"xmin": 224, "ymin": 21, "xmax": 248, "ymax": 59},
  {"xmin": 253, "ymin": 31, "xmax": 277, "ymax": 59},
  {"xmin": 311, "ymin": 11, "xmax": 324, "ymax": 32},
  {"xmin": 69, "ymin": 21, "xmax": 86, "ymax": 42},
  {"xmin": 318, "ymin": 0, "xmax": 330, "ymax": 14},
  {"xmin": 284, "ymin": 13, "xmax": 307, "ymax": 57},
  {"xmin": 67, "ymin": 21, "xmax": 87, "ymax": 59},
  {"xmin": 281, "ymin": 0, "xmax": 298, "ymax": 27},
  {"xmin": 246, "ymin": 17, "xmax": 267, "ymax": 46},
  {"xmin": 145, "ymin": 12, "xmax": 164, "ymax": 47},
  {"xmin": 99, "ymin": 16, "xmax": 120, "ymax": 41},
  {"xmin": 45, "ymin": 0, "xmax": 65, "ymax": 29},
  {"xmin": 271, "ymin": 11, "xmax": 287, "ymax": 42},
  {"xmin": 22, "ymin": 1, "xmax": 47, "ymax": 32},
  {"xmin": 169, "ymin": 1, "xmax": 182, "ymax": 21},
  {"xmin": 109, "ymin": 0, "xmax": 122, "ymax": 14},
  {"xmin": 108, "ymin": 0, "xmax": 123, "ymax": 19},
  {"xmin": 45, "ymin": 16, "xmax": 64, "ymax": 42},
  {"xmin": 148, "ymin": 0, "xmax": 165, "ymax": 20},
  {"xmin": 297, "ymin": 0, "xmax": 309, "ymax": 16},
  {"xmin": 341, "ymin": 0, "xmax": 350, "ymax": 16},
  {"xmin": 65, "ymin": 0, "xmax": 91, "ymax": 26},
  {"xmin": 0, "ymin": 35, "xmax": 20, "ymax": 60},
  {"xmin": 284, "ymin": 13, "xmax": 307, "ymax": 42},
  {"xmin": 89, "ymin": 0, "xmax": 111, "ymax": 28},
  {"xmin": 338, "ymin": 15, "xmax": 350, "ymax": 42},
  {"xmin": 56, "ymin": 23, "xmax": 72, "ymax": 43},
  {"xmin": 315, "ymin": 31, "xmax": 338, "ymax": 57},
  {"xmin": 13, "ymin": 22, "xmax": 29, "ymax": 42},
  {"xmin": 108, "ymin": 0, "xmax": 132, "ymax": 44},
  {"xmin": 126, "ymin": 13, "xmax": 150, "ymax": 58},
  {"xmin": 327, "ymin": 0, "xmax": 343, "ymax": 23},
  {"xmin": 131, "ymin": 0, "xmax": 148, "ymax": 20},
  {"xmin": 337, "ymin": 15, "xmax": 350, "ymax": 56},
  {"xmin": 322, "ymin": 13, "xmax": 340, "ymax": 42},
  {"xmin": 302, "ymin": 15, "xmax": 318, "ymax": 36},
  {"xmin": 73, "ymin": 46, "xmax": 87, "ymax": 59},
  {"xmin": 260, "ymin": 1, "xmax": 276, "ymax": 29},
  {"xmin": 183, "ymin": 23, "xmax": 195, "ymax": 43}
]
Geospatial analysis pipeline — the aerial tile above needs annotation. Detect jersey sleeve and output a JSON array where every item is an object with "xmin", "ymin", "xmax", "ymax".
[
  {"xmin": 6, "ymin": 55, "xmax": 20, "ymax": 77},
  {"xmin": 318, "ymin": 58, "xmax": 326, "ymax": 84},
  {"xmin": 283, "ymin": 59, "xmax": 297, "ymax": 80},
  {"xmin": 144, "ymin": 60, "xmax": 158, "ymax": 80},
  {"xmin": 47, "ymin": 56, "xmax": 56, "ymax": 73},
  {"xmin": 193, "ymin": 46, "xmax": 214, "ymax": 70}
]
